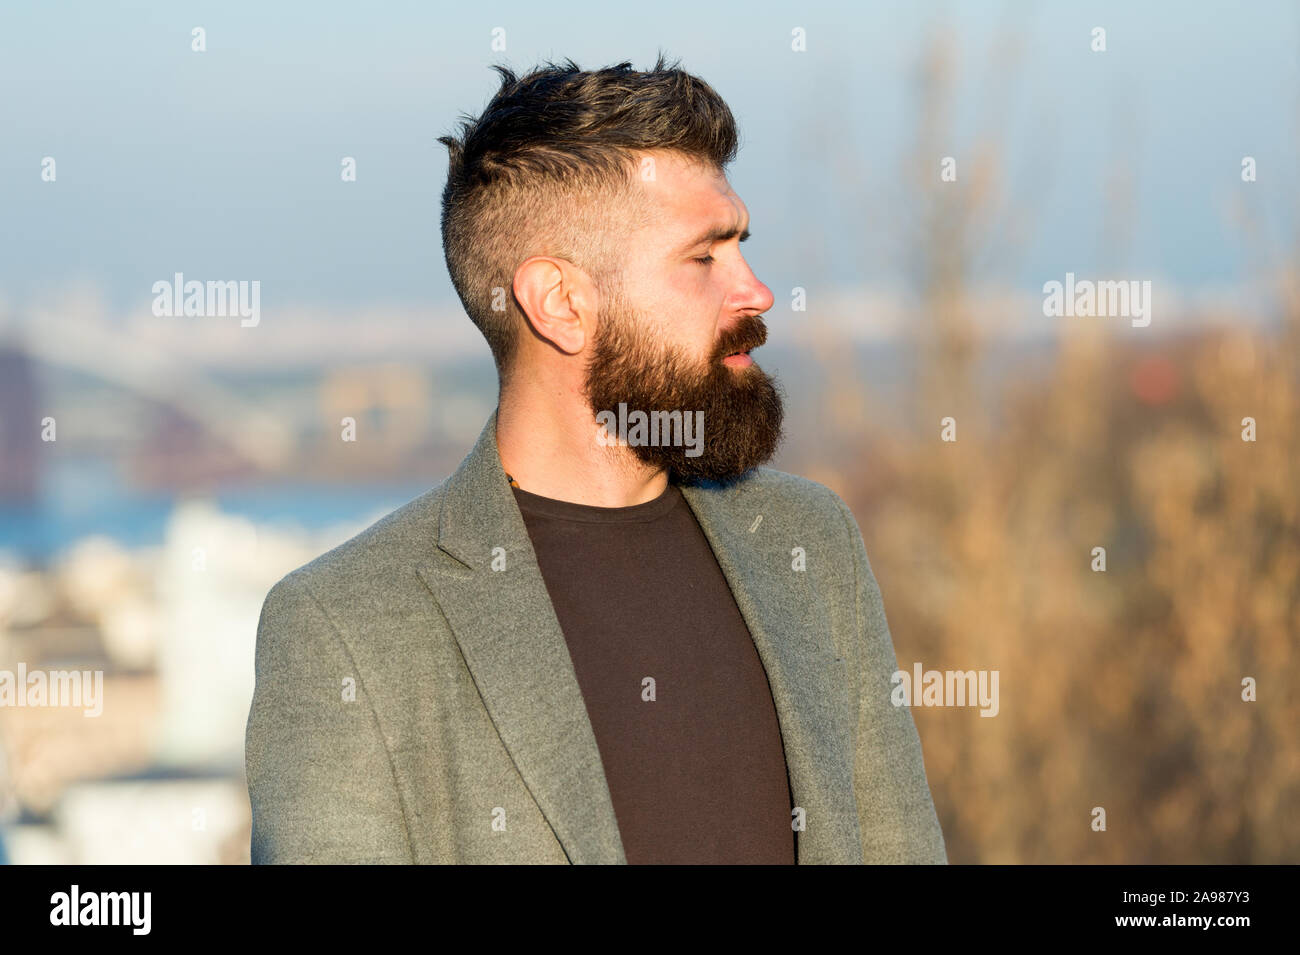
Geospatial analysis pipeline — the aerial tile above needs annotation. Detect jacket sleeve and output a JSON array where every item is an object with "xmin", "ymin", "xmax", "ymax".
[
  {"xmin": 245, "ymin": 573, "xmax": 413, "ymax": 863},
  {"xmin": 829, "ymin": 491, "xmax": 949, "ymax": 864}
]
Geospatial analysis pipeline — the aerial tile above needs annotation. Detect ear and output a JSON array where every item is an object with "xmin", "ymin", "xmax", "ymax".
[{"xmin": 512, "ymin": 256, "xmax": 596, "ymax": 356}]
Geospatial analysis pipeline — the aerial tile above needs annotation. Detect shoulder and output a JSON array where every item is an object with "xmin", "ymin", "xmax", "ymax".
[
  {"xmin": 748, "ymin": 465, "xmax": 851, "ymax": 508},
  {"xmin": 688, "ymin": 465, "xmax": 859, "ymax": 546},
  {"xmin": 264, "ymin": 478, "xmax": 450, "ymax": 608},
  {"xmin": 731, "ymin": 465, "xmax": 854, "ymax": 523}
]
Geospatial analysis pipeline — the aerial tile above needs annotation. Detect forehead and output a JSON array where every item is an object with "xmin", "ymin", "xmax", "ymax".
[{"xmin": 635, "ymin": 151, "xmax": 747, "ymax": 234}]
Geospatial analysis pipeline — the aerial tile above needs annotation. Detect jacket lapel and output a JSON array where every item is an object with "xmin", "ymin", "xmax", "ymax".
[
  {"xmin": 679, "ymin": 480, "xmax": 864, "ymax": 864},
  {"xmin": 416, "ymin": 410, "xmax": 627, "ymax": 864}
]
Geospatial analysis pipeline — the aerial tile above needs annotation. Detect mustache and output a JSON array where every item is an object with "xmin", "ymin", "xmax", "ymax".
[{"xmin": 711, "ymin": 315, "xmax": 768, "ymax": 360}]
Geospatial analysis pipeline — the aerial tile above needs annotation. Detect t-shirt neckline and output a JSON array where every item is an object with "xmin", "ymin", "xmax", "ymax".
[{"xmin": 510, "ymin": 481, "xmax": 682, "ymax": 524}]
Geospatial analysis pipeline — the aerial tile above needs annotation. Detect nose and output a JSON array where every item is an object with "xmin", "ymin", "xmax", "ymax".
[{"xmin": 733, "ymin": 259, "xmax": 775, "ymax": 316}]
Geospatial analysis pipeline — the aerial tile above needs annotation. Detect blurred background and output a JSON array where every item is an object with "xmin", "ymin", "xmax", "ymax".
[{"xmin": 0, "ymin": 0, "xmax": 1297, "ymax": 863}]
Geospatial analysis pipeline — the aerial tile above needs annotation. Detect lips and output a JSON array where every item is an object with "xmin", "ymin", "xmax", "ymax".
[
  {"xmin": 720, "ymin": 341, "xmax": 760, "ymax": 363},
  {"xmin": 716, "ymin": 317, "xmax": 768, "ymax": 364},
  {"xmin": 722, "ymin": 351, "xmax": 755, "ymax": 368}
]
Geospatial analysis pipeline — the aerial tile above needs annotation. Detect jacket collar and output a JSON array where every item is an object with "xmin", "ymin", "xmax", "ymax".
[{"xmin": 417, "ymin": 409, "xmax": 861, "ymax": 863}]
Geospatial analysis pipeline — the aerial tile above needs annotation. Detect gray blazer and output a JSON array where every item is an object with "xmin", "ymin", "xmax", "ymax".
[{"xmin": 245, "ymin": 409, "xmax": 947, "ymax": 863}]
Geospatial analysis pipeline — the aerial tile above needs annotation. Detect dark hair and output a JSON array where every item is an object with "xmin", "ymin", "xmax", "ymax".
[{"xmin": 437, "ymin": 53, "xmax": 739, "ymax": 383}]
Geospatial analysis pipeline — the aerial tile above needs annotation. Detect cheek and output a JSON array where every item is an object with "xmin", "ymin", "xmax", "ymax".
[
  {"xmin": 672, "ymin": 304, "xmax": 719, "ymax": 362},
  {"xmin": 661, "ymin": 273, "xmax": 723, "ymax": 356}
]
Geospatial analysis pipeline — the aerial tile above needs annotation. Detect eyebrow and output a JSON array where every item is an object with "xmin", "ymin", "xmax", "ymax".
[{"xmin": 676, "ymin": 221, "xmax": 751, "ymax": 254}]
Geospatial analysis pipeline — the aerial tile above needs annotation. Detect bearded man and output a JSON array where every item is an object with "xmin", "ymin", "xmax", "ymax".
[{"xmin": 245, "ymin": 55, "xmax": 947, "ymax": 865}]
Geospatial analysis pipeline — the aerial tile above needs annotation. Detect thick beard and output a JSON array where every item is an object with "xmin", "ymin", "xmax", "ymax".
[{"xmin": 583, "ymin": 284, "xmax": 785, "ymax": 485}]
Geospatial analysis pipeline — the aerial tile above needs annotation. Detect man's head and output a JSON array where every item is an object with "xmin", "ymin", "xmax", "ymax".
[{"xmin": 438, "ymin": 55, "xmax": 782, "ymax": 483}]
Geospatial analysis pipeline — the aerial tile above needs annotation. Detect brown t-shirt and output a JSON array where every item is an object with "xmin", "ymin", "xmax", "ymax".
[{"xmin": 511, "ymin": 480, "xmax": 796, "ymax": 864}]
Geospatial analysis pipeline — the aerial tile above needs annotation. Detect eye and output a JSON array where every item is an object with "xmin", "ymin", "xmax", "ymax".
[{"xmin": 693, "ymin": 254, "xmax": 715, "ymax": 266}]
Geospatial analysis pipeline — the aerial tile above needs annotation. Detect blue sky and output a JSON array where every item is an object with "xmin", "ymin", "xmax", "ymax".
[{"xmin": 2, "ymin": 0, "xmax": 1296, "ymax": 317}]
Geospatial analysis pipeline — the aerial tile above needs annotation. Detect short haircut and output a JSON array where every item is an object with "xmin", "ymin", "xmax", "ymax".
[{"xmin": 437, "ymin": 54, "xmax": 739, "ymax": 384}]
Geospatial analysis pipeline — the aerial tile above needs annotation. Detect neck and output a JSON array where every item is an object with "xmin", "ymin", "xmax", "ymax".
[{"xmin": 496, "ymin": 381, "xmax": 669, "ymax": 507}]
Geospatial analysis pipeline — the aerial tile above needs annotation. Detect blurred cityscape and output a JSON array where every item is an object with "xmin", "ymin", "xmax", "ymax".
[{"xmin": 0, "ymin": 317, "xmax": 499, "ymax": 863}]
